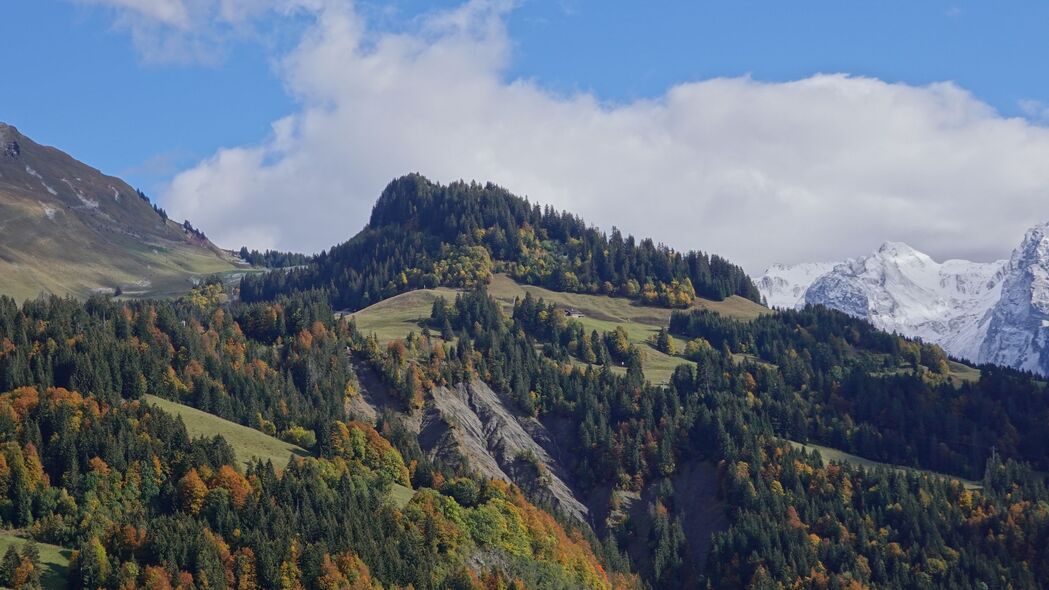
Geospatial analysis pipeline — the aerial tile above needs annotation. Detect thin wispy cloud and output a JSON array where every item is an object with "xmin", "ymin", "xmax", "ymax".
[
  {"xmin": 121, "ymin": 149, "xmax": 196, "ymax": 179},
  {"xmin": 73, "ymin": 0, "xmax": 317, "ymax": 62},
  {"xmin": 1019, "ymin": 99, "xmax": 1049, "ymax": 123}
]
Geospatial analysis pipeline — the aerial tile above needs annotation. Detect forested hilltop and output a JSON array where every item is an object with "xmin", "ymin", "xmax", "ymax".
[{"xmin": 241, "ymin": 174, "xmax": 760, "ymax": 311}]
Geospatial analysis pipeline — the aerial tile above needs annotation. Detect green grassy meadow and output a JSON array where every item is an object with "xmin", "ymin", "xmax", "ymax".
[
  {"xmin": 0, "ymin": 534, "xmax": 72, "ymax": 590},
  {"xmin": 145, "ymin": 395, "xmax": 310, "ymax": 469},
  {"xmin": 789, "ymin": 440, "xmax": 982, "ymax": 490},
  {"xmin": 342, "ymin": 287, "xmax": 460, "ymax": 343},
  {"xmin": 946, "ymin": 360, "xmax": 982, "ymax": 387}
]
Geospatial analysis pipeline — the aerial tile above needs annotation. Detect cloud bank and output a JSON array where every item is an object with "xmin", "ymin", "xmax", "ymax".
[{"xmin": 91, "ymin": 0, "xmax": 1049, "ymax": 273}]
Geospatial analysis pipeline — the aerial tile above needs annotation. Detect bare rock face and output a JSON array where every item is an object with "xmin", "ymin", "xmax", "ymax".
[
  {"xmin": 342, "ymin": 361, "xmax": 729, "ymax": 560},
  {"xmin": 980, "ymin": 223, "xmax": 1049, "ymax": 374},
  {"xmin": 421, "ymin": 380, "xmax": 590, "ymax": 524},
  {"xmin": 1, "ymin": 124, "xmax": 20, "ymax": 157},
  {"xmin": 344, "ymin": 357, "xmax": 413, "ymax": 425}
]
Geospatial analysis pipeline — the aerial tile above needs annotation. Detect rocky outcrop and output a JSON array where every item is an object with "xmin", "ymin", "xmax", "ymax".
[
  {"xmin": 980, "ymin": 223, "xmax": 1049, "ymax": 373},
  {"xmin": 342, "ymin": 356, "xmax": 589, "ymax": 524},
  {"xmin": 344, "ymin": 357, "xmax": 411, "ymax": 424},
  {"xmin": 343, "ymin": 358, "xmax": 726, "ymax": 552},
  {"xmin": 420, "ymin": 380, "xmax": 590, "ymax": 524}
]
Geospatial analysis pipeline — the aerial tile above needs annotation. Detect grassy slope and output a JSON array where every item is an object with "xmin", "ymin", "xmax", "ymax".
[
  {"xmin": 388, "ymin": 484, "xmax": 416, "ymax": 508},
  {"xmin": 144, "ymin": 395, "xmax": 415, "ymax": 507},
  {"xmin": 872, "ymin": 359, "xmax": 983, "ymax": 390},
  {"xmin": 0, "ymin": 124, "xmax": 239, "ymax": 302},
  {"xmin": 0, "ymin": 534, "xmax": 72, "ymax": 590},
  {"xmin": 343, "ymin": 287, "xmax": 460, "ymax": 343},
  {"xmin": 145, "ymin": 395, "xmax": 310, "ymax": 469},
  {"xmin": 947, "ymin": 360, "xmax": 982, "ymax": 387},
  {"xmin": 0, "ymin": 243, "xmax": 236, "ymax": 303},
  {"xmin": 485, "ymin": 274, "xmax": 769, "ymax": 323},
  {"xmin": 347, "ymin": 273, "xmax": 769, "ymax": 384},
  {"xmin": 788, "ymin": 440, "xmax": 982, "ymax": 490}
]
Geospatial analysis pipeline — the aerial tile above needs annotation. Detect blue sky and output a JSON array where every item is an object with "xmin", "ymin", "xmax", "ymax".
[
  {"xmin": 5, "ymin": 1, "xmax": 1049, "ymax": 270},
  {"xmin": 7, "ymin": 1, "xmax": 1046, "ymax": 195}
]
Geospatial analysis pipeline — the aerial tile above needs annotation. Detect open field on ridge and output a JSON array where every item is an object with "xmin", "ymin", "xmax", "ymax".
[{"xmin": 346, "ymin": 274, "xmax": 769, "ymax": 384}]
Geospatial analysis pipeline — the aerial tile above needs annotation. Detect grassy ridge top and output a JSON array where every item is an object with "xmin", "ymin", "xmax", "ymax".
[{"xmin": 347, "ymin": 273, "xmax": 769, "ymax": 384}]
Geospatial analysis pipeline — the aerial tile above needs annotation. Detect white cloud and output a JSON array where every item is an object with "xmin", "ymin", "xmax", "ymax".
[
  {"xmin": 99, "ymin": 0, "xmax": 1049, "ymax": 273},
  {"xmin": 74, "ymin": 0, "xmax": 318, "ymax": 62}
]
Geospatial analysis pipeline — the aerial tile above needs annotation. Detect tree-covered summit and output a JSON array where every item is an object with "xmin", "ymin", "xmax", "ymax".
[{"xmin": 242, "ymin": 174, "xmax": 760, "ymax": 310}]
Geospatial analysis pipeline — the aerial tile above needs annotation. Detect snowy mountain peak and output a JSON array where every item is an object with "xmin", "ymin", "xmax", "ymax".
[
  {"xmin": 1025, "ymin": 220, "xmax": 1049, "ymax": 238},
  {"xmin": 758, "ymin": 236, "xmax": 1020, "ymax": 368},
  {"xmin": 876, "ymin": 241, "xmax": 922, "ymax": 259},
  {"xmin": 979, "ymin": 223, "xmax": 1049, "ymax": 373},
  {"xmin": 1001, "ymin": 222, "xmax": 1049, "ymax": 314}
]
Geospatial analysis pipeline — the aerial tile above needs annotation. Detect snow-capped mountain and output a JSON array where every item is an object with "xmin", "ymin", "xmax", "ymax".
[
  {"xmin": 756, "ymin": 262, "xmax": 838, "ymax": 309},
  {"xmin": 980, "ymin": 223, "xmax": 1049, "ymax": 373},
  {"xmin": 756, "ymin": 234, "xmax": 1048, "ymax": 371}
]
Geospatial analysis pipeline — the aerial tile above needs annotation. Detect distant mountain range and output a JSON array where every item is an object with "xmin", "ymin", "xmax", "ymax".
[
  {"xmin": 0, "ymin": 122, "xmax": 238, "ymax": 300},
  {"xmin": 758, "ymin": 225, "xmax": 1049, "ymax": 375}
]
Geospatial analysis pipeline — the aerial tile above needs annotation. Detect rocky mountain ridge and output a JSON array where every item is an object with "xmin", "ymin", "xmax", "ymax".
[
  {"xmin": 758, "ymin": 228, "xmax": 1049, "ymax": 375},
  {"xmin": 980, "ymin": 223, "xmax": 1049, "ymax": 374}
]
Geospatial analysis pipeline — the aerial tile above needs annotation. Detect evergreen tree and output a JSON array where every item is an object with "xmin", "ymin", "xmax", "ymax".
[{"xmin": 0, "ymin": 544, "xmax": 20, "ymax": 587}]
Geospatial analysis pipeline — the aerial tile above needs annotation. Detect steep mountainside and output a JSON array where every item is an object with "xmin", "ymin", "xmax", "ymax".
[
  {"xmin": 346, "ymin": 359, "xmax": 590, "ymax": 524},
  {"xmin": 0, "ymin": 123, "xmax": 237, "ymax": 300},
  {"xmin": 756, "ymin": 261, "xmax": 837, "ymax": 309},
  {"xmin": 981, "ymin": 223, "xmax": 1049, "ymax": 373},
  {"xmin": 757, "ymin": 240, "xmax": 1019, "ymax": 366}
]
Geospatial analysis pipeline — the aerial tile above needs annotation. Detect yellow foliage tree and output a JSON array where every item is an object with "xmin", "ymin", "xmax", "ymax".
[{"xmin": 178, "ymin": 468, "xmax": 208, "ymax": 515}]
